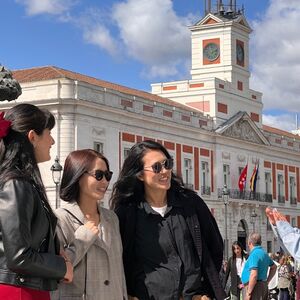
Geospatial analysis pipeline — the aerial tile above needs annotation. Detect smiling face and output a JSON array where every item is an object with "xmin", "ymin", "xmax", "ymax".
[
  {"xmin": 139, "ymin": 150, "xmax": 172, "ymax": 194},
  {"xmin": 33, "ymin": 128, "xmax": 55, "ymax": 163},
  {"xmin": 79, "ymin": 157, "xmax": 110, "ymax": 203}
]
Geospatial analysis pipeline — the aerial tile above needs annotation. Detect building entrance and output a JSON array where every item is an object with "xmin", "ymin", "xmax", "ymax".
[{"xmin": 237, "ymin": 219, "xmax": 247, "ymax": 251}]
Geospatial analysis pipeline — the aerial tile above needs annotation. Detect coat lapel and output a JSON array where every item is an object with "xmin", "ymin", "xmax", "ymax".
[
  {"xmin": 62, "ymin": 201, "xmax": 86, "ymax": 225},
  {"xmin": 62, "ymin": 202, "xmax": 113, "ymax": 253}
]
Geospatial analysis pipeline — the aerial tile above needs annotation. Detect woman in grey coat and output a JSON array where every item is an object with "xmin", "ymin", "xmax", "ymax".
[{"xmin": 51, "ymin": 149, "xmax": 127, "ymax": 300}]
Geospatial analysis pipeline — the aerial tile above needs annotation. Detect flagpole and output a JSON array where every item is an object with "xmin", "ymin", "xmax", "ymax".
[{"xmin": 244, "ymin": 157, "xmax": 249, "ymax": 191}]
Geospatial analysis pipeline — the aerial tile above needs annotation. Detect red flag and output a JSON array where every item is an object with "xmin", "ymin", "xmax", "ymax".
[{"xmin": 238, "ymin": 164, "xmax": 248, "ymax": 191}]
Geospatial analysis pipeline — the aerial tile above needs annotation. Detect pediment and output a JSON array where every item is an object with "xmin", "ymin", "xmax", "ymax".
[
  {"xmin": 215, "ymin": 112, "xmax": 269, "ymax": 145},
  {"xmin": 203, "ymin": 17, "xmax": 219, "ymax": 25},
  {"xmin": 192, "ymin": 13, "xmax": 252, "ymax": 32},
  {"xmin": 195, "ymin": 13, "xmax": 223, "ymax": 26},
  {"xmin": 234, "ymin": 15, "xmax": 252, "ymax": 31}
]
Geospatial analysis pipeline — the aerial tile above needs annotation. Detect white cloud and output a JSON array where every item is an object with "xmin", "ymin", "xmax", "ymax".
[
  {"xmin": 111, "ymin": 0, "xmax": 196, "ymax": 78},
  {"xmin": 250, "ymin": 0, "xmax": 300, "ymax": 112},
  {"xmin": 263, "ymin": 113, "xmax": 297, "ymax": 132},
  {"xmin": 16, "ymin": 0, "xmax": 74, "ymax": 16},
  {"xmin": 16, "ymin": 0, "xmax": 198, "ymax": 79},
  {"xmin": 83, "ymin": 24, "xmax": 119, "ymax": 57}
]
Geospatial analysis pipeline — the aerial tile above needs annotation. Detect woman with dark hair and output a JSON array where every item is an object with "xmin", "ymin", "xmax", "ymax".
[
  {"xmin": 52, "ymin": 149, "xmax": 127, "ymax": 300},
  {"xmin": 224, "ymin": 241, "xmax": 248, "ymax": 300},
  {"xmin": 277, "ymin": 255, "xmax": 293, "ymax": 300},
  {"xmin": 0, "ymin": 104, "xmax": 73, "ymax": 300},
  {"xmin": 110, "ymin": 140, "xmax": 225, "ymax": 300}
]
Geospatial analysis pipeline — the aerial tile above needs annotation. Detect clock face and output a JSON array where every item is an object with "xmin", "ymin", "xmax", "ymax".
[
  {"xmin": 236, "ymin": 44, "xmax": 244, "ymax": 63},
  {"xmin": 203, "ymin": 43, "xmax": 220, "ymax": 61}
]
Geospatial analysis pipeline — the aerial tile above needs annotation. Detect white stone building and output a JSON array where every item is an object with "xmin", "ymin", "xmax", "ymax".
[{"xmin": 1, "ymin": 1, "xmax": 300, "ymax": 255}]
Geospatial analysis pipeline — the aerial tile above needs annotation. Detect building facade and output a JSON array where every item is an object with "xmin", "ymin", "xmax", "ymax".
[{"xmin": 1, "ymin": 2, "xmax": 300, "ymax": 255}]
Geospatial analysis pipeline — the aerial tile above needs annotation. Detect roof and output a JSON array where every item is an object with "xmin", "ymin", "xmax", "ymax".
[
  {"xmin": 263, "ymin": 124, "xmax": 300, "ymax": 141},
  {"xmin": 12, "ymin": 66, "xmax": 200, "ymax": 113}
]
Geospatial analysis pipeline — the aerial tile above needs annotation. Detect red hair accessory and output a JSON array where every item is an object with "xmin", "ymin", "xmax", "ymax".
[{"xmin": 0, "ymin": 112, "xmax": 11, "ymax": 139}]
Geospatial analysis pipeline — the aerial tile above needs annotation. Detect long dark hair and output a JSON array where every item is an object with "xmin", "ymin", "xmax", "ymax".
[
  {"xmin": 231, "ymin": 241, "xmax": 247, "ymax": 260},
  {"xmin": 0, "ymin": 103, "xmax": 55, "ymax": 210},
  {"xmin": 110, "ymin": 140, "xmax": 187, "ymax": 209},
  {"xmin": 0, "ymin": 104, "xmax": 55, "ymax": 216},
  {"xmin": 60, "ymin": 149, "xmax": 111, "ymax": 203}
]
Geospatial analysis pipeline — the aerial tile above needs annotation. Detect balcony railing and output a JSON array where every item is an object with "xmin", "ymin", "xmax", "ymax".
[
  {"xmin": 278, "ymin": 195, "xmax": 285, "ymax": 204},
  {"xmin": 290, "ymin": 197, "xmax": 297, "ymax": 205},
  {"xmin": 217, "ymin": 188, "xmax": 273, "ymax": 203},
  {"xmin": 201, "ymin": 186, "xmax": 211, "ymax": 195}
]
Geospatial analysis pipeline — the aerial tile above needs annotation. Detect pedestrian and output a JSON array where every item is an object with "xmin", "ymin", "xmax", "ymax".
[
  {"xmin": 241, "ymin": 233, "xmax": 277, "ymax": 300},
  {"xmin": 224, "ymin": 241, "xmax": 248, "ymax": 299},
  {"xmin": 277, "ymin": 255, "xmax": 293, "ymax": 300},
  {"xmin": 0, "ymin": 104, "xmax": 73, "ymax": 300},
  {"xmin": 268, "ymin": 253, "xmax": 280, "ymax": 300},
  {"xmin": 110, "ymin": 140, "xmax": 226, "ymax": 300},
  {"xmin": 52, "ymin": 149, "xmax": 127, "ymax": 300}
]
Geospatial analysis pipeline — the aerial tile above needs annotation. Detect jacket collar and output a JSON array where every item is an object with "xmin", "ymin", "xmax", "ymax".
[
  {"xmin": 61, "ymin": 201, "xmax": 113, "ymax": 249},
  {"xmin": 61, "ymin": 201, "xmax": 109, "ymax": 225}
]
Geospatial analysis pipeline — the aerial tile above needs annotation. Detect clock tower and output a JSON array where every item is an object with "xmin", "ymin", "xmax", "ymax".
[
  {"xmin": 151, "ymin": 1, "xmax": 263, "ymax": 127},
  {"xmin": 190, "ymin": 2, "xmax": 251, "ymax": 87}
]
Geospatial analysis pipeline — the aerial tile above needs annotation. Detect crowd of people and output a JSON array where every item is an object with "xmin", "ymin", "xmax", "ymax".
[
  {"xmin": 222, "ymin": 243, "xmax": 299, "ymax": 300},
  {"xmin": 0, "ymin": 103, "xmax": 300, "ymax": 300}
]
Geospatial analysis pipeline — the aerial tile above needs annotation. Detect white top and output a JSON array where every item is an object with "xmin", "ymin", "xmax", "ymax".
[
  {"xmin": 98, "ymin": 223, "xmax": 106, "ymax": 243},
  {"xmin": 151, "ymin": 205, "xmax": 167, "ymax": 217},
  {"xmin": 236, "ymin": 257, "xmax": 246, "ymax": 276}
]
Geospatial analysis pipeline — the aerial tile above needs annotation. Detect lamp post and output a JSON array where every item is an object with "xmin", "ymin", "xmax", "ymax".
[
  {"xmin": 50, "ymin": 156, "xmax": 63, "ymax": 208},
  {"xmin": 250, "ymin": 209, "xmax": 258, "ymax": 232},
  {"xmin": 222, "ymin": 184, "xmax": 229, "ymax": 260}
]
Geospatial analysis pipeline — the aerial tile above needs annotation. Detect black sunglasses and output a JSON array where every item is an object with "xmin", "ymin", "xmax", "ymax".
[
  {"xmin": 86, "ymin": 170, "xmax": 113, "ymax": 181},
  {"xmin": 144, "ymin": 158, "xmax": 174, "ymax": 174}
]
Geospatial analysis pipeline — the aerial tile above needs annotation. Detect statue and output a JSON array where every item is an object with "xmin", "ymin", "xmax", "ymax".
[{"xmin": 0, "ymin": 65, "xmax": 22, "ymax": 101}]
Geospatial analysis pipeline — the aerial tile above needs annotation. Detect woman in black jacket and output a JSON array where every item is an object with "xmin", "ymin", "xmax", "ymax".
[
  {"xmin": 224, "ymin": 241, "xmax": 248, "ymax": 300},
  {"xmin": 110, "ymin": 140, "xmax": 225, "ymax": 300},
  {"xmin": 0, "ymin": 104, "xmax": 73, "ymax": 300}
]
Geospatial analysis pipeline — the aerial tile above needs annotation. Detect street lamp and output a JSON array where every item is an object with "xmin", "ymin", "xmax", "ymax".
[
  {"xmin": 222, "ymin": 184, "xmax": 229, "ymax": 260},
  {"xmin": 250, "ymin": 209, "xmax": 258, "ymax": 232},
  {"xmin": 50, "ymin": 156, "xmax": 63, "ymax": 208}
]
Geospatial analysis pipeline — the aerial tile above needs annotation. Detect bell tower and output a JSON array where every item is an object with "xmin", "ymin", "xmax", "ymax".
[
  {"xmin": 151, "ymin": 1, "xmax": 263, "ymax": 128},
  {"xmin": 190, "ymin": 0, "xmax": 251, "ymax": 88}
]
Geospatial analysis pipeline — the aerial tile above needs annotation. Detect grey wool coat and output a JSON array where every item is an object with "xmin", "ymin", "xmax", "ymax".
[{"xmin": 51, "ymin": 201, "xmax": 127, "ymax": 300}]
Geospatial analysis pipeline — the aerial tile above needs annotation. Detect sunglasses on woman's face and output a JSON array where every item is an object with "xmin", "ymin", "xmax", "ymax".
[
  {"xmin": 144, "ymin": 158, "xmax": 174, "ymax": 174},
  {"xmin": 86, "ymin": 170, "xmax": 113, "ymax": 181}
]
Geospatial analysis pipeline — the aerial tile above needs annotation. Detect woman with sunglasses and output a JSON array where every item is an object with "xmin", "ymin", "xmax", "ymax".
[
  {"xmin": 52, "ymin": 149, "xmax": 127, "ymax": 300},
  {"xmin": 110, "ymin": 140, "xmax": 225, "ymax": 300}
]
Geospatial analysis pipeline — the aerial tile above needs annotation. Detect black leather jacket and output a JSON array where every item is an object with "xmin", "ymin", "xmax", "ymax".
[{"xmin": 0, "ymin": 179, "xmax": 66, "ymax": 290}]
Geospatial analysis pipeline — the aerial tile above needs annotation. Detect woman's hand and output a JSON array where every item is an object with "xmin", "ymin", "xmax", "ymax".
[
  {"xmin": 60, "ymin": 250, "xmax": 73, "ymax": 283},
  {"xmin": 84, "ymin": 214, "xmax": 100, "ymax": 235},
  {"xmin": 128, "ymin": 296, "xmax": 139, "ymax": 300},
  {"xmin": 266, "ymin": 207, "xmax": 287, "ymax": 225},
  {"xmin": 63, "ymin": 260, "xmax": 73, "ymax": 283},
  {"xmin": 238, "ymin": 283, "xmax": 244, "ymax": 289}
]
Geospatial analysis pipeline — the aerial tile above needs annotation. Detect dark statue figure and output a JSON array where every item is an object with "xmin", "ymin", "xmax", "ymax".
[{"xmin": 0, "ymin": 65, "xmax": 22, "ymax": 101}]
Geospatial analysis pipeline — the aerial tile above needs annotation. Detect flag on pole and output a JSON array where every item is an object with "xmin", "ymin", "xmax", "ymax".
[
  {"xmin": 250, "ymin": 163, "xmax": 259, "ymax": 192},
  {"xmin": 238, "ymin": 164, "xmax": 248, "ymax": 192}
]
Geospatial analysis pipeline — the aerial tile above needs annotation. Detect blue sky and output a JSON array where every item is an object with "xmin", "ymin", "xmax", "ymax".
[{"xmin": 1, "ymin": 0, "xmax": 300, "ymax": 131}]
